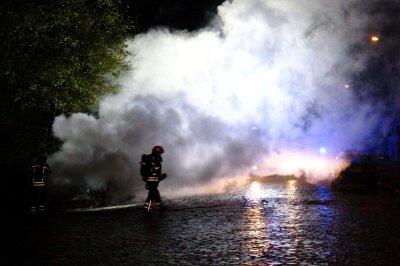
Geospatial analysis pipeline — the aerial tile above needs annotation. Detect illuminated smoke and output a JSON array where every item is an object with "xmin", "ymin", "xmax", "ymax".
[{"xmin": 50, "ymin": 0, "xmax": 393, "ymax": 203}]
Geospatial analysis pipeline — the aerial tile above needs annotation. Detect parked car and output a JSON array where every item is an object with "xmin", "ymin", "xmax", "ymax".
[{"xmin": 331, "ymin": 152, "xmax": 378, "ymax": 191}]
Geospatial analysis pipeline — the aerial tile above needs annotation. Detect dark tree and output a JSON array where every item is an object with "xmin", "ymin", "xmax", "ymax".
[{"xmin": 0, "ymin": 0, "xmax": 130, "ymax": 212}]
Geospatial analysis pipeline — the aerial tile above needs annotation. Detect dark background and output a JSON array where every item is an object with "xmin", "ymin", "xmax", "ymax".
[{"xmin": 120, "ymin": 0, "xmax": 225, "ymax": 33}]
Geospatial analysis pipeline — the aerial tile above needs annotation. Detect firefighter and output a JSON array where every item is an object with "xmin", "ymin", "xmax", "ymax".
[
  {"xmin": 141, "ymin": 146, "xmax": 167, "ymax": 213},
  {"xmin": 29, "ymin": 152, "xmax": 52, "ymax": 212}
]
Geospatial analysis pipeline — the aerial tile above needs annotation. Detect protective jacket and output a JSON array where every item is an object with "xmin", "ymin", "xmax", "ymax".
[
  {"xmin": 141, "ymin": 153, "xmax": 167, "ymax": 182},
  {"xmin": 30, "ymin": 163, "xmax": 51, "ymax": 187},
  {"xmin": 29, "ymin": 162, "xmax": 51, "ymax": 212}
]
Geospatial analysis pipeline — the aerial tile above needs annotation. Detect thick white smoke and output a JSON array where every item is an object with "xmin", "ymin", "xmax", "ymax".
[{"xmin": 50, "ymin": 0, "xmax": 391, "ymax": 204}]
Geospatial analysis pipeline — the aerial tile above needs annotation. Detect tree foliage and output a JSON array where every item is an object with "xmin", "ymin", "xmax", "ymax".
[{"xmin": 1, "ymin": 0, "xmax": 130, "ymax": 115}]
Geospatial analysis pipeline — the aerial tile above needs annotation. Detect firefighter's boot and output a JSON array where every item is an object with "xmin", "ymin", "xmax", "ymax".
[{"xmin": 144, "ymin": 200, "xmax": 153, "ymax": 214}]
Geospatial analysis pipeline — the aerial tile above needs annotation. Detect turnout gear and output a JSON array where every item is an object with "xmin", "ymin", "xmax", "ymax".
[
  {"xmin": 29, "ymin": 152, "xmax": 52, "ymax": 212},
  {"xmin": 140, "ymin": 146, "xmax": 167, "ymax": 213}
]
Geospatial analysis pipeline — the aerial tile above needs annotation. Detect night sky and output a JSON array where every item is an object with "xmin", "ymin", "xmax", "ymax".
[{"xmin": 122, "ymin": 0, "xmax": 226, "ymax": 32}]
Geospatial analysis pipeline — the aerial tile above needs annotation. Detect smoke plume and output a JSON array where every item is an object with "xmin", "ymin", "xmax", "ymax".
[{"xmin": 50, "ymin": 0, "xmax": 395, "ymax": 204}]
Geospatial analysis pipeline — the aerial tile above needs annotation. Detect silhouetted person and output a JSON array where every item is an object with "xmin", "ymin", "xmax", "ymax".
[
  {"xmin": 29, "ymin": 152, "xmax": 51, "ymax": 212},
  {"xmin": 140, "ymin": 146, "xmax": 167, "ymax": 213}
]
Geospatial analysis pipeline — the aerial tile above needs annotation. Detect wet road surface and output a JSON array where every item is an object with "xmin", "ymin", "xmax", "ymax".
[{"xmin": 2, "ymin": 180, "xmax": 400, "ymax": 265}]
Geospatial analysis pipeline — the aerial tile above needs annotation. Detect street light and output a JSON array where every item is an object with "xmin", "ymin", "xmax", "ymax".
[{"xmin": 370, "ymin": 35, "xmax": 380, "ymax": 43}]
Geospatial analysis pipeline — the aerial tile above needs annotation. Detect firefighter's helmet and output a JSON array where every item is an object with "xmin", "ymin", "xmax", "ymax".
[{"xmin": 152, "ymin": 146, "xmax": 164, "ymax": 154}]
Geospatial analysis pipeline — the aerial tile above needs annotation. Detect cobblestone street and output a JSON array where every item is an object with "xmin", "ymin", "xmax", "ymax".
[{"xmin": 2, "ymin": 180, "xmax": 400, "ymax": 265}]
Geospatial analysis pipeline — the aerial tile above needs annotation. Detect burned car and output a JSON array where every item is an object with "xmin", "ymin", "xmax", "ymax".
[{"xmin": 331, "ymin": 152, "xmax": 378, "ymax": 191}]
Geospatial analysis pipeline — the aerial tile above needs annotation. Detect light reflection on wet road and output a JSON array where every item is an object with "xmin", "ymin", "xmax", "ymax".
[
  {"xmin": 2, "ymin": 180, "xmax": 400, "ymax": 265},
  {"xmin": 239, "ymin": 180, "xmax": 337, "ymax": 264}
]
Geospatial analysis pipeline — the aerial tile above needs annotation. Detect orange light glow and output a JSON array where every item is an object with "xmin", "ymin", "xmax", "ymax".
[{"xmin": 370, "ymin": 35, "xmax": 380, "ymax": 43}]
